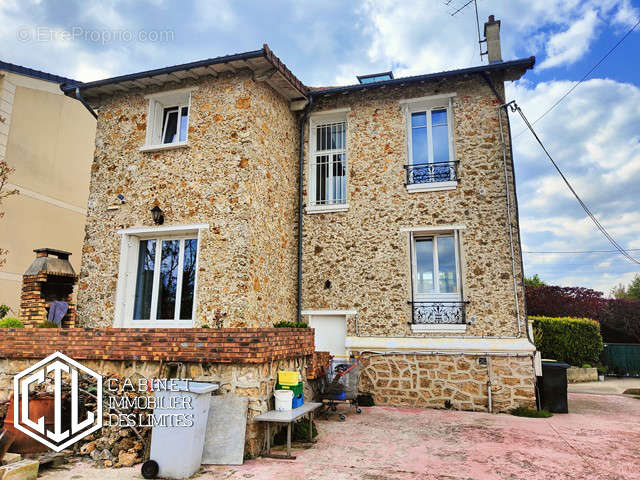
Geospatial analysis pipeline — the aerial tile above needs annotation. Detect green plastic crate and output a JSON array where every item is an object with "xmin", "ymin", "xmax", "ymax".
[{"xmin": 276, "ymin": 381, "xmax": 303, "ymax": 396}]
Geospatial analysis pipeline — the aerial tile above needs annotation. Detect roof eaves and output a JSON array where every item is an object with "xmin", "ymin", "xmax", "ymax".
[
  {"xmin": 60, "ymin": 48, "xmax": 265, "ymax": 93},
  {"xmin": 309, "ymin": 57, "xmax": 535, "ymax": 96},
  {"xmin": 61, "ymin": 45, "xmax": 308, "ymax": 99},
  {"xmin": 0, "ymin": 60, "xmax": 78, "ymax": 85}
]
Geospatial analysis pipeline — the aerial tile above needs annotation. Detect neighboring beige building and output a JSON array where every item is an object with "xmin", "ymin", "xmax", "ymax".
[
  {"xmin": 0, "ymin": 62, "xmax": 97, "ymax": 315},
  {"xmin": 66, "ymin": 18, "xmax": 539, "ymax": 411}
]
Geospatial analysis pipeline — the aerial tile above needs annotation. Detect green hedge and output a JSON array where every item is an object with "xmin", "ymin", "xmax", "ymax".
[{"xmin": 531, "ymin": 316, "xmax": 603, "ymax": 366}]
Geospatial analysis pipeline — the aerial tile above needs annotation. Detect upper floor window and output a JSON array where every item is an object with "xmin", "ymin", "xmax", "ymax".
[
  {"xmin": 308, "ymin": 111, "xmax": 349, "ymax": 213},
  {"xmin": 141, "ymin": 88, "xmax": 194, "ymax": 152},
  {"xmin": 401, "ymin": 94, "xmax": 458, "ymax": 192}
]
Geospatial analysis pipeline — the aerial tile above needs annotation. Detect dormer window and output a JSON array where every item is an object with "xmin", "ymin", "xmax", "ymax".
[
  {"xmin": 140, "ymin": 87, "xmax": 195, "ymax": 152},
  {"xmin": 357, "ymin": 71, "xmax": 394, "ymax": 84}
]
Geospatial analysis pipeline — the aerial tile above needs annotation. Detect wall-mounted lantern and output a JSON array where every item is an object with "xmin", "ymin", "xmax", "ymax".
[{"xmin": 151, "ymin": 206, "xmax": 164, "ymax": 225}]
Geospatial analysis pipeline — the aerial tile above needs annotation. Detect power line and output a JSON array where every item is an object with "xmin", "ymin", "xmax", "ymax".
[
  {"xmin": 525, "ymin": 249, "xmax": 640, "ymax": 254},
  {"xmin": 509, "ymin": 101, "xmax": 640, "ymax": 265},
  {"xmin": 514, "ymin": 17, "xmax": 640, "ymax": 138}
]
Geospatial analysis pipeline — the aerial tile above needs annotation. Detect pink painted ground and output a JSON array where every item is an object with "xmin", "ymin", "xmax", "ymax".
[
  {"xmin": 204, "ymin": 393, "xmax": 640, "ymax": 480},
  {"xmin": 41, "ymin": 393, "xmax": 640, "ymax": 480}
]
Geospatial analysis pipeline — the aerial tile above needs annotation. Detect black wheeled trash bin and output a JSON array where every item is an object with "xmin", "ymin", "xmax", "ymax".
[{"xmin": 540, "ymin": 361, "xmax": 569, "ymax": 413}]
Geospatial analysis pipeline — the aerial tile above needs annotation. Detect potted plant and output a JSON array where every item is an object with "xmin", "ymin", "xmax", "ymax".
[{"xmin": 597, "ymin": 364, "xmax": 608, "ymax": 382}]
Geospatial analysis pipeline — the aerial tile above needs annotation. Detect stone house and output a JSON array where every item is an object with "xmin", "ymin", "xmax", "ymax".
[{"xmin": 62, "ymin": 17, "xmax": 538, "ymax": 412}]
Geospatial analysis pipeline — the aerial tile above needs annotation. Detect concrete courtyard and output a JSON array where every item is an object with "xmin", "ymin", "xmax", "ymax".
[{"xmin": 42, "ymin": 392, "xmax": 640, "ymax": 480}]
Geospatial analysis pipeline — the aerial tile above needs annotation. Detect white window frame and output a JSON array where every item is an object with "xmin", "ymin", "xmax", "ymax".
[
  {"xmin": 307, "ymin": 109, "xmax": 349, "ymax": 214},
  {"xmin": 411, "ymin": 231, "xmax": 462, "ymax": 301},
  {"xmin": 401, "ymin": 93, "xmax": 457, "ymax": 193},
  {"xmin": 410, "ymin": 228, "xmax": 465, "ymax": 332},
  {"xmin": 140, "ymin": 87, "xmax": 195, "ymax": 153},
  {"xmin": 114, "ymin": 224, "xmax": 208, "ymax": 328}
]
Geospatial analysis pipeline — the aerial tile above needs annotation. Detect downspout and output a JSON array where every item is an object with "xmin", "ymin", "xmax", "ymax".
[
  {"xmin": 74, "ymin": 87, "xmax": 98, "ymax": 120},
  {"xmin": 480, "ymin": 72, "xmax": 533, "ymax": 342},
  {"xmin": 297, "ymin": 96, "xmax": 313, "ymax": 322},
  {"xmin": 481, "ymin": 72, "xmax": 540, "ymax": 408}
]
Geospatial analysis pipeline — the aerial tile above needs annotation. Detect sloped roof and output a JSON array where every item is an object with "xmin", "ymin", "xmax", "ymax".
[
  {"xmin": 0, "ymin": 59, "xmax": 78, "ymax": 85},
  {"xmin": 60, "ymin": 44, "xmax": 308, "ymax": 103},
  {"xmin": 309, "ymin": 57, "xmax": 535, "ymax": 97}
]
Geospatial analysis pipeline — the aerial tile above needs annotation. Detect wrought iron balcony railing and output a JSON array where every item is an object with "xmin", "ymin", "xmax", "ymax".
[
  {"xmin": 408, "ymin": 301, "xmax": 468, "ymax": 325},
  {"xmin": 404, "ymin": 161, "xmax": 459, "ymax": 185}
]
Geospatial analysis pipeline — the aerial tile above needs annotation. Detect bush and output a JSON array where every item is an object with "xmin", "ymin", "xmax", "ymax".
[
  {"xmin": 532, "ymin": 316, "xmax": 603, "ymax": 366},
  {"xmin": 36, "ymin": 321, "xmax": 60, "ymax": 328},
  {"xmin": 526, "ymin": 285, "xmax": 607, "ymax": 319},
  {"xmin": 0, "ymin": 304, "xmax": 10, "ymax": 319},
  {"xmin": 273, "ymin": 321, "xmax": 308, "ymax": 328},
  {"xmin": 0, "ymin": 317, "xmax": 24, "ymax": 328}
]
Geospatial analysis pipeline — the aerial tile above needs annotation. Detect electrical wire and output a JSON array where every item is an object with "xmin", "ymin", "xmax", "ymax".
[
  {"xmin": 525, "ymin": 248, "xmax": 640, "ymax": 254},
  {"xmin": 509, "ymin": 101, "xmax": 640, "ymax": 265},
  {"xmin": 514, "ymin": 17, "xmax": 640, "ymax": 138}
]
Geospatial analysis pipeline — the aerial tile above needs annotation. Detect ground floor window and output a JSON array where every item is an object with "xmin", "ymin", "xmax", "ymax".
[
  {"xmin": 115, "ymin": 224, "xmax": 206, "ymax": 327},
  {"xmin": 133, "ymin": 237, "xmax": 198, "ymax": 321},
  {"xmin": 410, "ymin": 229, "xmax": 465, "ymax": 328},
  {"xmin": 413, "ymin": 234, "xmax": 459, "ymax": 296}
]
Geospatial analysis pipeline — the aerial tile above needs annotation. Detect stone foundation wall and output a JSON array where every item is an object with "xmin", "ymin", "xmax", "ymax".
[
  {"xmin": 357, "ymin": 353, "xmax": 536, "ymax": 412},
  {"xmin": 0, "ymin": 355, "xmax": 310, "ymax": 458}
]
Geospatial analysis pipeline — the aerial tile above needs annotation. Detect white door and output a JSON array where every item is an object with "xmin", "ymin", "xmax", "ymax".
[{"xmin": 308, "ymin": 315, "xmax": 347, "ymax": 358}]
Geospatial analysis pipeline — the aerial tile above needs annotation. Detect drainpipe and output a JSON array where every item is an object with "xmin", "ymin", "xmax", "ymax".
[
  {"xmin": 480, "ymin": 72, "xmax": 535, "ymax": 343},
  {"xmin": 297, "ymin": 96, "xmax": 313, "ymax": 322},
  {"xmin": 74, "ymin": 87, "xmax": 98, "ymax": 120}
]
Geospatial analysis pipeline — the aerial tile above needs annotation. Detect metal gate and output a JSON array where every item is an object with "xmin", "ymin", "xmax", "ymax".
[{"xmin": 602, "ymin": 343, "xmax": 640, "ymax": 376}]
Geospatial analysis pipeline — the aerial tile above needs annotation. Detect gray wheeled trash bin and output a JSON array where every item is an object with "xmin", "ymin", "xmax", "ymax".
[
  {"xmin": 540, "ymin": 361, "xmax": 569, "ymax": 413},
  {"xmin": 149, "ymin": 380, "xmax": 219, "ymax": 479}
]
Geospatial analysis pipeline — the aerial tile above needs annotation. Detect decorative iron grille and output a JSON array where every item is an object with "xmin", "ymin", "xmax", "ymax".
[
  {"xmin": 409, "ymin": 301, "xmax": 468, "ymax": 325},
  {"xmin": 404, "ymin": 161, "xmax": 459, "ymax": 185}
]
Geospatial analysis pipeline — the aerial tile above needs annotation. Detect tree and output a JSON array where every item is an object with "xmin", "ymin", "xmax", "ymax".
[
  {"xmin": 524, "ymin": 274, "xmax": 545, "ymax": 288},
  {"xmin": 0, "ymin": 160, "xmax": 19, "ymax": 268},
  {"xmin": 627, "ymin": 275, "xmax": 640, "ymax": 300},
  {"xmin": 611, "ymin": 274, "xmax": 640, "ymax": 300}
]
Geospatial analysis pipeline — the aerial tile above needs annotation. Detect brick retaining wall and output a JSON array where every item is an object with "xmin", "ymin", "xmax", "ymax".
[{"xmin": 0, "ymin": 327, "xmax": 314, "ymax": 363}]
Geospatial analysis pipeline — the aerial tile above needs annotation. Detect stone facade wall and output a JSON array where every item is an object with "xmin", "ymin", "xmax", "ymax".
[
  {"xmin": 77, "ymin": 69, "xmax": 299, "ymax": 328},
  {"xmin": 357, "ymin": 353, "xmax": 536, "ymax": 412},
  {"xmin": 0, "ymin": 355, "xmax": 310, "ymax": 458},
  {"xmin": 302, "ymin": 74, "xmax": 526, "ymax": 338}
]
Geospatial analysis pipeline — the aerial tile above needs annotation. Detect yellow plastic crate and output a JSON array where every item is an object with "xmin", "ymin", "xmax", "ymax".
[{"xmin": 277, "ymin": 370, "xmax": 300, "ymax": 386}]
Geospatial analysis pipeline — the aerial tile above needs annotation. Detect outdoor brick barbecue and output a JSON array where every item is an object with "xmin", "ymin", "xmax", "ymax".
[{"xmin": 19, "ymin": 248, "xmax": 78, "ymax": 328}]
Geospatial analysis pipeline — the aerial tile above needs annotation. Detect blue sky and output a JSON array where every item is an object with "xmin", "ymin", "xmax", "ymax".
[{"xmin": 1, "ymin": 0, "xmax": 639, "ymax": 295}]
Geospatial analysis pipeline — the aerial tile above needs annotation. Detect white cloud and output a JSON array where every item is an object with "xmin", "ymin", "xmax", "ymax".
[
  {"xmin": 341, "ymin": 0, "xmax": 638, "ymax": 84},
  {"xmin": 538, "ymin": 9, "xmax": 600, "ymax": 69},
  {"xmin": 509, "ymin": 77, "xmax": 640, "ymax": 292}
]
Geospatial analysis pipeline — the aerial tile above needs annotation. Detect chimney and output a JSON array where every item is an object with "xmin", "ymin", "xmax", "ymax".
[{"xmin": 484, "ymin": 15, "xmax": 502, "ymax": 64}]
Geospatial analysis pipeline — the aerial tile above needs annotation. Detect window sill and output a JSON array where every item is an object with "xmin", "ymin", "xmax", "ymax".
[
  {"xmin": 119, "ymin": 320, "xmax": 195, "ymax": 328},
  {"xmin": 306, "ymin": 204, "xmax": 349, "ymax": 214},
  {"xmin": 139, "ymin": 142, "xmax": 189, "ymax": 153},
  {"xmin": 406, "ymin": 181, "xmax": 457, "ymax": 193},
  {"xmin": 410, "ymin": 323, "xmax": 467, "ymax": 333}
]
